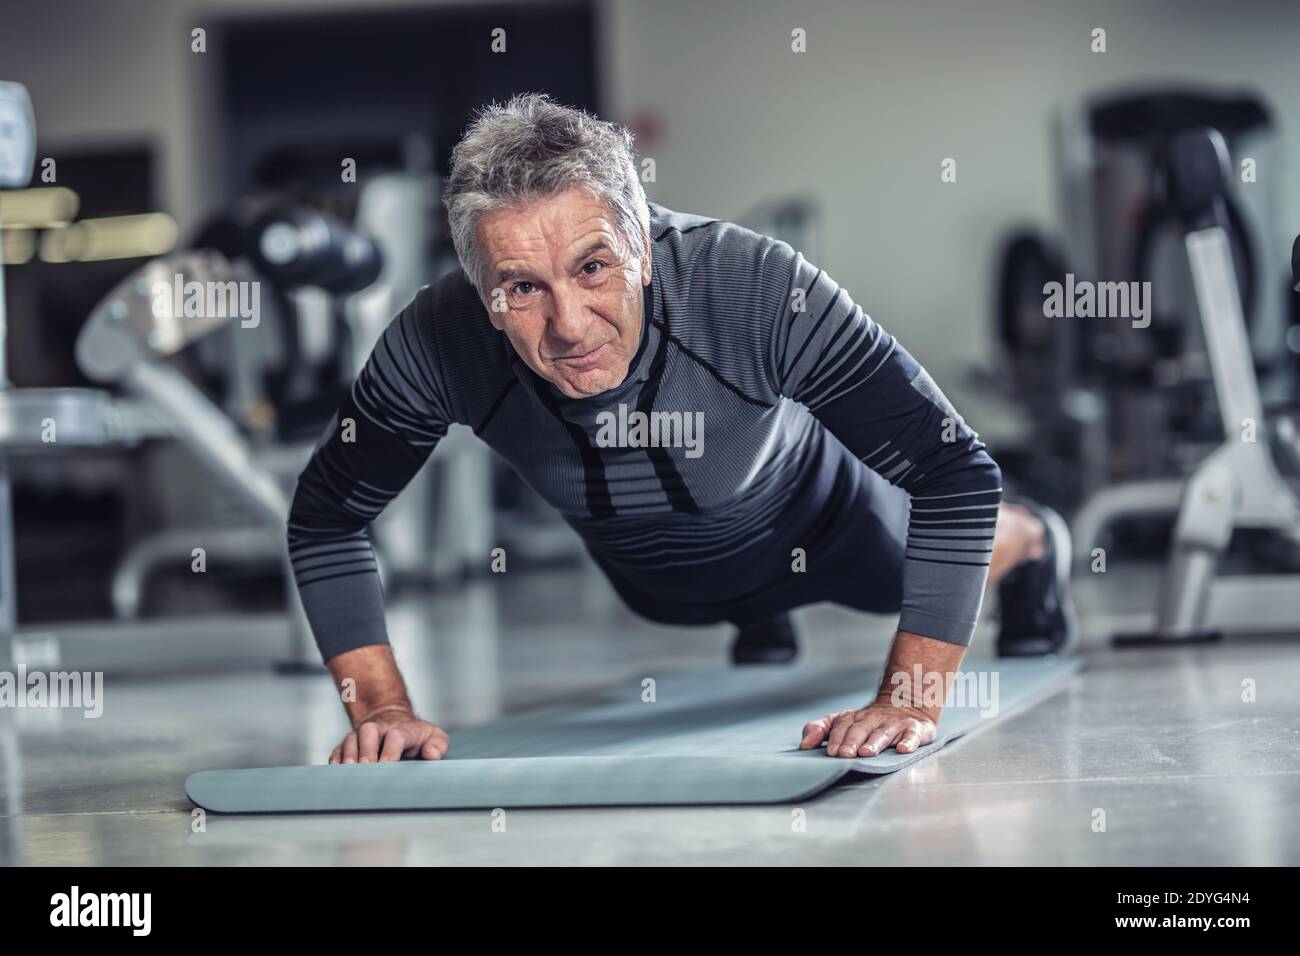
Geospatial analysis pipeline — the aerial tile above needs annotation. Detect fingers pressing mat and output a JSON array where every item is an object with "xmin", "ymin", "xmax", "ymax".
[{"xmin": 186, "ymin": 657, "xmax": 1080, "ymax": 812}]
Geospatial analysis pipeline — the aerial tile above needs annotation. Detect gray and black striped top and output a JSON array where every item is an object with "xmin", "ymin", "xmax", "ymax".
[{"xmin": 287, "ymin": 203, "xmax": 1003, "ymax": 660}]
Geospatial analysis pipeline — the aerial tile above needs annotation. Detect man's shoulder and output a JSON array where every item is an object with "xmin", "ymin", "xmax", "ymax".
[
  {"xmin": 648, "ymin": 204, "xmax": 801, "ymax": 404},
  {"xmin": 405, "ymin": 268, "xmax": 513, "ymax": 420},
  {"xmin": 411, "ymin": 266, "xmax": 483, "ymax": 317},
  {"xmin": 648, "ymin": 202, "xmax": 776, "ymax": 257},
  {"xmin": 408, "ymin": 268, "xmax": 497, "ymax": 343},
  {"xmin": 647, "ymin": 202, "xmax": 722, "ymax": 241},
  {"xmin": 649, "ymin": 202, "xmax": 796, "ymax": 293}
]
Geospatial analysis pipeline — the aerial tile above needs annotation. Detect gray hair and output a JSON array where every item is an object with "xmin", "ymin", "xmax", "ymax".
[{"xmin": 442, "ymin": 92, "xmax": 650, "ymax": 297}]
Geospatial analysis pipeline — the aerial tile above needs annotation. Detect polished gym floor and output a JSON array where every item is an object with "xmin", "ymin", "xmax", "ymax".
[{"xmin": 2, "ymin": 559, "xmax": 1297, "ymax": 866}]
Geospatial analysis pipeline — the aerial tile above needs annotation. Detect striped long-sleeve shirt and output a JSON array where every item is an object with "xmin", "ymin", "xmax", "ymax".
[{"xmin": 287, "ymin": 203, "xmax": 1002, "ymax": 661}]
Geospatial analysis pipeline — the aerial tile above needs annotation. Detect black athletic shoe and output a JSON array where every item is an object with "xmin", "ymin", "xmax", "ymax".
[
  {"xmin": 731, "ymin": 613, "xmax": 799, "ymax": 665},
  {"xmin": 997, "ymin": 500, "xmax": 1078, "ymax": 657}
]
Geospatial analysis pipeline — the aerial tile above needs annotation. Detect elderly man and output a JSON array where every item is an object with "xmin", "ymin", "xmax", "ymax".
[{"xmin": 287, "ymin": 93, "xmax": 1075, "ymax": 766}]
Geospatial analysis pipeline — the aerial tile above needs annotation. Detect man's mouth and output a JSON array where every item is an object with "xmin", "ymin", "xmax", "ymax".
[{"xmin": 552, "ymin": 342, "xmax": 609, "ymax": 369}]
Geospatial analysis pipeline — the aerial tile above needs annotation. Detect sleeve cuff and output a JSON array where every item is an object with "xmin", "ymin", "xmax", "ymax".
[{"xmin": 896, "ymin": 607, "xmax": 977, "ymax": 647}]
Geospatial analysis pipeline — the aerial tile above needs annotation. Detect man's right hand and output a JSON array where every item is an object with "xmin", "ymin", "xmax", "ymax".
[
  {"xmin": 329, "ymin": 705, "xmax": 450, "ymax": 764},
  {"xmin": 325, "ymin": 645, "xmax": 448, "ymax": 763}
]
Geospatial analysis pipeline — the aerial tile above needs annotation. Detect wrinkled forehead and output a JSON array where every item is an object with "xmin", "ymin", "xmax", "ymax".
[{"xmin": 478, "ymin": 189, "xmax": 629, "ymax": 269}]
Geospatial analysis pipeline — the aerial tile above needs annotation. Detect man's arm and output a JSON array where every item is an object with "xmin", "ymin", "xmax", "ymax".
[
  {"xmin": 287, "ymin": 296, "xmax": 456, "ymax": 761},
  {"xmin": 764, "ymin": 243, "xmax": 1003, "ymax": 647},
  {"xmin": 752, "ymin": 236, "xmax": 1001, "ymax": 751}
]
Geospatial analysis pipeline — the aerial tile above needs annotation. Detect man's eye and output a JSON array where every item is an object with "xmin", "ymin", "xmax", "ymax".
[
  {"xmin": 511, "ymin": 282, "xmax": 535, "ymax": 295},
  {"xmin": 582, "ymin": 260, "xmax": 604, "ymax": 275}
]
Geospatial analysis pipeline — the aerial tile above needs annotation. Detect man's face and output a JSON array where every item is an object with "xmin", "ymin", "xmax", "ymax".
[{"xmin": 477, "ymin": 187, "xmax": 650, "ymax": 399}]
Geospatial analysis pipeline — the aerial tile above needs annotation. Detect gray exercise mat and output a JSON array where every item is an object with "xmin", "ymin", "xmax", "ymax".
[{"xmin": 186, "ymin": 657, "xmax": 1079, "ymax": 812}]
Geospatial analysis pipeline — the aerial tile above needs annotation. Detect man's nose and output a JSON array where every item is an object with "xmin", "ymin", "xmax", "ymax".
[{"xmin": 547, "ymin": 284, "xmax": 589, "ymax": 345}]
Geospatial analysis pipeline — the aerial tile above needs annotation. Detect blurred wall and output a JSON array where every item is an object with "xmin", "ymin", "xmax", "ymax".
[
  {"xmin": 605, "ymin": 0, "xmax": 1300, "ymax": 384},
  {"xmin": 4, "ymin": 0, "xmax": 1300, "ymax": 387}
]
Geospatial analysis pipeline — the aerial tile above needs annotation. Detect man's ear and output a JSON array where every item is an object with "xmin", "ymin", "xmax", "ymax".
[{"xmin": 640, "ymin": 235, "xmax": 652, "ymax": 286}]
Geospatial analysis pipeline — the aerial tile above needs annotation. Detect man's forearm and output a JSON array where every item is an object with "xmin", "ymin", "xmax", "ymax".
[
  {"xmin": 875, "ymin": 630, "xmax": 967, "ymax": 721},
  {"xmin": 326, "ymin": 644, "xmax": 415, "ymax": 726}
]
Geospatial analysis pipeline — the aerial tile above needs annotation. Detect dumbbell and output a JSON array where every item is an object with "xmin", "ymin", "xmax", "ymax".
[{"xmin": 247, "ymin": 204, "xmax": 382, "ymax": 295}]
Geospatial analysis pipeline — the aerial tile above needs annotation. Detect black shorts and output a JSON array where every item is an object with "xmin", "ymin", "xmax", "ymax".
[{"xmin": 594, "ymin": 436, "xmax": 909, "ymax": 628}]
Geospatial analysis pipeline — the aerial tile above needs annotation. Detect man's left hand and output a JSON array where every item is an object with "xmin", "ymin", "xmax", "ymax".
[{"xmin": 799, "ymin": 700, "xmax": 937, "ymax": 758}]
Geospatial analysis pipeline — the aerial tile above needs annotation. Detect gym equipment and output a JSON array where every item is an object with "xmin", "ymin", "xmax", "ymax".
[
  {"xmin": 0, "ymin": 81, "xmax": 301, "ymax": 672},
  {"xmin": 0, "ymin": 94, "xmax": 387, "ymax": 672},
  {"xmin": 0, "ymin": 82, "xmax": 35, "ymax": 188},
  {"xmin": 188, "ymin": 199, "xmax": 382, "ymax": 437},
  {"xmin": 987, "ymin": 85, "xmax": 1300, "ymax": 644},
  {"xmin": 185, "ymin": 657, "xmax": 1080, "ymax": 812},
  {"xmin": 75, "ymin": 249, "xmax": 314, "ymax": 642},
  {"xmin": 0, "ymin": 81, "xmax": 39, "ymax": 639},
  {"xmin": 2, "ymin": 250, "xmax": 318, "ymax": 671},
  {"xmin": 994, "ymin": 88, "xmax": 1296, "ymax": 509},
  {"xmin": 3, "ymin": 82, "xmax": 497, "ymax": 672},
  {"xmin": 1075, "ymin": 129, "xmax": 1300, "ymax": 644},
  {"xmin": 65, "ymin": 209, "xmax": 394, "ymax": 667}
]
